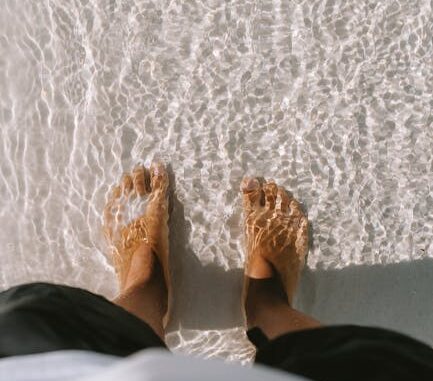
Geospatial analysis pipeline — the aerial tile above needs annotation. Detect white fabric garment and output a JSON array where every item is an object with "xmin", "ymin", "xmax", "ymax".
[{"xmin": 0, "ymin": 349, "xmax": 311, "ymax": 381}]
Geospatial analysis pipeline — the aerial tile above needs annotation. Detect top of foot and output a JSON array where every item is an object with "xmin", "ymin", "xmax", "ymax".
[
  {"xmin": 103, "ymin": 162, "xmax": 170, "ymax": 290},
  {"xmin": 241, "ymin": 176, "xmax": 309, "ymax": 304}
]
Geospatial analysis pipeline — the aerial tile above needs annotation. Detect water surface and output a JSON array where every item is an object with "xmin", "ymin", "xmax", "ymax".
[{"xmin": 0, "ymin": 0, "xmax": 432, "ymax": 360}]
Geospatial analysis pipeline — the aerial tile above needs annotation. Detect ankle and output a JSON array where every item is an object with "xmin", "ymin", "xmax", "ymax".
[
  {"xmin": 245, "ymin": 277, "xmax": 287, "ymax": 329},
  {"xmin": 123, "ymin": 257, "xmax": 165, "ymax": 291},
  {"xmin": 120, "ymin": 243, "xmax": 159, "ymax": 289}
]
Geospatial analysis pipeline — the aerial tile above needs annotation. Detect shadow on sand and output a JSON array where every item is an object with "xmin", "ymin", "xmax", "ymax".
[
  {"xmin": 166, "ymin": 166, "xmax": 244, "ymax": 332},
  {"xmin": 296, "ymin": 257, "xmax": 433, "ymax": 346}
]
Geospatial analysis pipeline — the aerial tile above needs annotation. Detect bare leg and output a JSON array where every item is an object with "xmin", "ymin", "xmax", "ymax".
[
  {"xmin": 103, "ymin": 163, "xmax": 171, "ymax": 341},
  {"xmin": 241, "ymin": 177, "xmax": 321, "ymax": 340},
  {"xmin": 114, "ymin": 243, "xmax": 167, "ymax": 340},
  {"xmin": 245, "ymin": 278, "xmax": 320, "ymax": 339}
]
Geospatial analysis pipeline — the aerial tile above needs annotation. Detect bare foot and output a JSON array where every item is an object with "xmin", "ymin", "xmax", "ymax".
[
  {"xmin": 241, "ymin": 177, "xmax": 308, "ymax": 306},
  {"xmin": 103, "ymin": 162, "xmax": 171, "ymax": 312}
]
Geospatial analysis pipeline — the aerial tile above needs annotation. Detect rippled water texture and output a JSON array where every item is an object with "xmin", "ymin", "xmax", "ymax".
[{"xmin": 0, "ymin": 0, "xmax": 432, "ymax": 361}]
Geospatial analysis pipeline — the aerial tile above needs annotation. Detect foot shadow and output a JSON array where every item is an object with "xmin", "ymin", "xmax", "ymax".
[
  {"xmin": 295, "ymin": 257, "xmax": 433, "ymax": 346},
  {"xmin": 165, "ymin": 166, "xmax": 244, "ymax": 332}
]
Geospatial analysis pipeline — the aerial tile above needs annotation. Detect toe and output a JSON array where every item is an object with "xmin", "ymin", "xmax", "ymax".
[
  {"xmin": 276, "ymin": 186, "xmax": 290, "ymax": 213},
  {"xmin": 121, "ymin": 173, "xmax": 134, "ymax": 196},
  {"xmin": 241, "ymin": 177, "xmax": 263, "ymax": 213},
  {"xmin": 295, "ymin": 216, "xmax": 309, "ymax": 259},
  {"xmin": 288, "ymin": 197, "xmax": 304, "ymax": 218},
  {"xmin": 111, "ymin": 185, "xmax": 122, "ymax": 199},
  {"xmin": 150, "ymin": 162, "xmax": 169, "ymax": 192},
  {"xmin": 132, "ymin": 164, "xmax": 150, "ymax": 196},
  {"xmin": 103, "ymin": 185, "xmax": 122, "ymax": 241},
  {"xmin": 263, "ymin": 181, "xmax": 278, "ymax": 210}
]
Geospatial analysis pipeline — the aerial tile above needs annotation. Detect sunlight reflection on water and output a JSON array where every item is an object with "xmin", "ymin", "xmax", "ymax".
[{"xmin": 0, "ymin": 0, "xmax": 432, "ymax": 360}]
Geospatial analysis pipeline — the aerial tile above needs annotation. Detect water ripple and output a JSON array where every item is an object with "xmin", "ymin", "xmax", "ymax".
[{"xmin": 0, "ymin": 0, "xmax": 432, "ymax": 360}]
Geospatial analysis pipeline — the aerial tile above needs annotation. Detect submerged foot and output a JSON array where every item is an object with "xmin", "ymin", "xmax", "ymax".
[
  {"xmin": 240, "ymin": 176, "xmax": 309, "ymax": 323},
  {"xmin": 103, "ymin": 162, "xmax": 171, "ymax": 305}
]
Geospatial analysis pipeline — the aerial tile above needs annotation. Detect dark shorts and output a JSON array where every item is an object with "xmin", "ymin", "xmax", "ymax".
[
  {"xmin": 0, "ymin": 282, "xmax": 165, "ymax": 358},
  {"xmin": 1, "ymin": 283, "xmax": 433, "ymax": 381}
]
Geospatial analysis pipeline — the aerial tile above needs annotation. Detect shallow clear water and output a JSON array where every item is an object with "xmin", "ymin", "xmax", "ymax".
[{"xmin": 0, "ymin": 0, "xmax": 432, "ymax": 361}]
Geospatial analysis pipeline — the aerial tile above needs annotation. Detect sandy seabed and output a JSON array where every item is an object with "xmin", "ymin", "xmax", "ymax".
[{"xmin": 0, "ymin": 0, "xmax": 432, "ymax": 361}]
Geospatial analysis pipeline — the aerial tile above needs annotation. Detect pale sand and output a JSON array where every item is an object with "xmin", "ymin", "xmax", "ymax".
[{"xmin": 0, "ymin": 0, "xmax": 432, "ymax": 361}]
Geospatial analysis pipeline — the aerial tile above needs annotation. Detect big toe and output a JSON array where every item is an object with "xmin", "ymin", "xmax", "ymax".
[
  {"xmin": 150, "ymin": 162, "xmax": 169, "ymax": 194},
  {"xmin": 241, "ymin": 177, "xmax": 263, "ymax": 214}
]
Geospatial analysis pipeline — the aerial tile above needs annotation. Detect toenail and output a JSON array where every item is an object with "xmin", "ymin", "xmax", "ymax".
[
  {"xmin": 152, "ymin": 163, "xmax": 164, "ymax": 176},
  {"xmin": 152, "ymin": 162, "xmax": 165, "ymax": 176}
]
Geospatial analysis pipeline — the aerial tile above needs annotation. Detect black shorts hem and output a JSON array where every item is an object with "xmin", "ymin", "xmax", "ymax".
[
  {"xmin": 248, "ymin": 325, "xmax": 433, "ymax": 381},
  {"xmin": 0, "ymin": 282, "xmax": 166, "ymax": 358}
]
